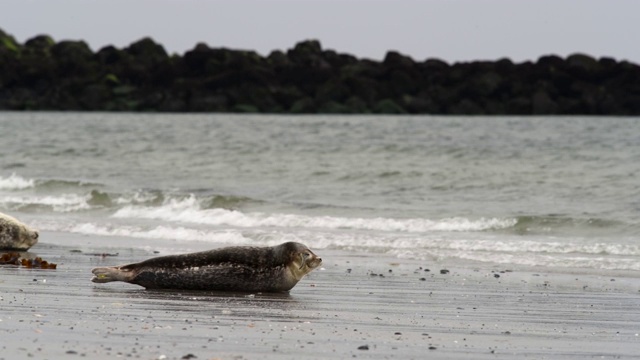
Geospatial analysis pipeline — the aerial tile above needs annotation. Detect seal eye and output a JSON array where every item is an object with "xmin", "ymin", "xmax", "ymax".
[{"xmin": 298, "ymin": 252, "xmax": 310, "ymax": 270}]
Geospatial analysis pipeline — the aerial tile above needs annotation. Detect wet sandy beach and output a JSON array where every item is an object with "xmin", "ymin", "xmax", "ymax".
[{"xmin": 1, "ymin": 232, "xmax": 639, "ymax": 360}]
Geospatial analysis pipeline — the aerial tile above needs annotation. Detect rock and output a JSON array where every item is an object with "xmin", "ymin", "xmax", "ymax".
[
  {"xmin": 183, "ymin": 43, "xmax": 215, "ymax": 73},
  {"xmin": 0, "ymin": 29, "xmax": 21, "ymax": 55},
  {"xmin": 315, "ymin": 79, "xmax": 351, "ymax": 104},
  {"xmin": 0, "ymin": 27, "xmax": 639, "ymax": 114},
  {"xmin": 506, "ymin": 96, "xmax": 532, "ymax": 114},
  {"xmin": 287, "ymin": 40, "xmax": 331, "ymax": 69},
  {"xmin": 51, "ymin": 40, "xmax": 93, "ymax": 62},
  {"xmin": 233, "ymin": 103, "xmax": 260, "ymax": 113},
  {"xmin": 567, "ymin": 53, "xmax": 600, "ymax": 79},
  {"xmin": 24, "ymin": 35, "xmax": 54, "ymax": 54},
  {"xmin": 95, "ymin": 45, "xmax": 127, "ymax": 65},
  {"xmin": 126, "ymin": 37, "xmax": 168, "ymax": 59},
  {"xmin": 317, "ymin": 101, "xmax": 351, "ymax": 114},
  {"xmin": 267, "ymin": 50, "xmax": 291, "ymax": 68},
  {"xmin": 373, "ymin": 98, "xmax": 406, "ymax": 114},
  {"xmin": 290, "ymin": 97, "xmax": 316, "ymax": 113},
  {"xmin": 383, "ymin": 51, "xmax": 415, "ymax": 69},
  {"xmin": 531, "ymin": 90, "xmax": 558, "ymax": 114},
  {"xmin": 449, "ymin": 99, "xmax": 483, "ymax": 115},
  {"xmin": 344, "ymin": 96, "xmax": 371, "ymax": 113}
]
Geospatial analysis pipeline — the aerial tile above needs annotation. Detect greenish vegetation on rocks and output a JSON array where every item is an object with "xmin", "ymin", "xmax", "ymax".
[{"xmin": 1, "ymin": 29, "xmax": 639, "ymax": 114}]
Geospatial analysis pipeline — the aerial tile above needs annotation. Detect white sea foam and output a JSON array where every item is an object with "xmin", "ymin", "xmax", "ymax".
[
  {"xmin": 70, "ymin": 223, "xmax": 248, "ymax": 243},
  {"xmin": 35, "ymin": 220, "xmax": 249, "ymax": 244},
  {"xmin": 0, "ymin": 194, "xmax": 91, "ymax": 212},
  {"xmin": 381, "ymin": 237, "xmax": 640, "ymax": 257},
  {"xmin": 114, "ymin": 190, "xmax": 164, "ymax": 205},
  {"xmin": 430, "ymin": 250, "xmax": 640, "ymax": 271},
  {"xmin": 0, "ymin": 173, "xmax": 35, "ymax": 190},
  {"xmin": 111, "ymin": 195, "xmax": 516, "ymax": 233}
]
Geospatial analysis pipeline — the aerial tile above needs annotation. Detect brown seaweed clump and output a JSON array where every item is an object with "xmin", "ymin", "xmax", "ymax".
[
  {"xmin": 0, "ymin": 252, "xmax": 57, "ymax": 269},
  {"xmin": 0, "ymin": 252, "xmax": 20, "ymax": 265}
]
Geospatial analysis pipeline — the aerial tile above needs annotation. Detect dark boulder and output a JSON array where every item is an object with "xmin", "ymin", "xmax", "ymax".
[
  {"xmin": 24, "ymin": 35, "xmax": 54, "ymax": 54},
  {"xmin": 1, "ymin": 27, "xmax": 639, "ymax": 114}
]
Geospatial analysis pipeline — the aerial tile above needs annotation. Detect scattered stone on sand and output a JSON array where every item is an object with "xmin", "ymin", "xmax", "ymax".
[
  {"xmin": 358, "ymin": 345, "xmax": 369, "ymax": 350},
  {"xmin": 440, "ymin": 269, "xmax": 450, "ymax": 275},
  {"xmin": 84, "ymin": 252, "xmax": 119, "ymax": 257}
]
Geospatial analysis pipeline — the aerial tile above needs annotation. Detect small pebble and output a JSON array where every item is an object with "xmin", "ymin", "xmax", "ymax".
[
  {"xmin": 440, "ymin": 269, "xmax": 449, "ymax": 274},
  {"xmin": 494, "ymin": 274, "xmax": 500, "ymax": 278},
  {"xmin": 358, "ymin": 345, "xmax": 369, "ymax": 350}
]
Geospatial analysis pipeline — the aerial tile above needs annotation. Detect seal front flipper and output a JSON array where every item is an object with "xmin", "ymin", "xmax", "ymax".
[{"xmin": 91, "ymin": 266, "xmax": 134, "ymax": 283}]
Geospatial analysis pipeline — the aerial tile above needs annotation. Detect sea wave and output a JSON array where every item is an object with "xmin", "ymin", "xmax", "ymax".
[
  {"xmin": 111, "ymin": 195, "xmax": 515, "ymax": 233},
  {"xmin": 509, "ymin": 215, "xmax": 625, "ymax": 234},
  {"xmin": 69, "ymin": 223, "xmax": 248, "ymax": 243},
  {"xmin": 0, "ymin": 173, "xmax": 35, "ymax": 190},
  {"xmin": 0, "ymin": 193, "xmax": 92, "ymax": 212},
  {"xmin": 389, "ymin": 248, "xmax": 640, "ymax": 271},
  {"xmin": 34, "ymin": 221, "xmax": 250, "ymax": 244}
]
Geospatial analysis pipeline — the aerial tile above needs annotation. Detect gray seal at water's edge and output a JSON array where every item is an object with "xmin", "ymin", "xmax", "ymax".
[
  {"xmin": 0, "ymin": 212, "xmax": 39, "ymax": 250},
  {"xmin": 91, "ymin": 242, "xmax": 322, "ymax": 292}
]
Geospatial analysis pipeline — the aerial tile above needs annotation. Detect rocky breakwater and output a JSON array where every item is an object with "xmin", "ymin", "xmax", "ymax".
[{"xmin": 1, "ymin": 28, "xmax": 639, "ymax": 114}]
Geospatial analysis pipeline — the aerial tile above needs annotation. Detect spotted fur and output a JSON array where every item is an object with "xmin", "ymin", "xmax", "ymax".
[
  {"xmin": 0, "ymin": 212, "xmax": 39, "ymax": 250},
  {"xmin": 91, "ymin": 242, "xmax": 322, "ymax": 292}
]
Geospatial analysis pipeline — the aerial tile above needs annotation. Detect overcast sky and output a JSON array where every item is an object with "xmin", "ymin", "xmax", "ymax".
[{"xmin": 1, "ymin": 0, "xmax": 638, "ymax": 64}]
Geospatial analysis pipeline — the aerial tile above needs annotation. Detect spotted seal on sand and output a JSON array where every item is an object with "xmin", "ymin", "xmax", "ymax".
[
  {"xmin": 0, "ymin": 212, "xmax": 39, "ymax": 250},
  {"xmin": 91, "ymin": 242, "xmax": 322, "ymax": 292}
]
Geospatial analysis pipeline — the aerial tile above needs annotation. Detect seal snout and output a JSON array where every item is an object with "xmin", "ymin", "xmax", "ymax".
[{"xmin": 26, "ymin": 229, "xmax": 39, "ymax": 246}]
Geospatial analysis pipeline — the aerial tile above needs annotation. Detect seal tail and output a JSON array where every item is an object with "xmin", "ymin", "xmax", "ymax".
[{"xmin": 91, "ymin": 266, "xmax": 133, "ymax": 283}]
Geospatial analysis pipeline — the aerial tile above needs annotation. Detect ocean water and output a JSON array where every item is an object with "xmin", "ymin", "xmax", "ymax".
[{"xmin": 1, "ymin": 112, "xmax": 639, "ymax": 271}]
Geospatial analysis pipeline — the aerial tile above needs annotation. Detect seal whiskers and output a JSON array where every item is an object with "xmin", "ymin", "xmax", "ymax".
[{"xmin": 90, "ymin": 242, "xmax": 322, "ymax": 292}]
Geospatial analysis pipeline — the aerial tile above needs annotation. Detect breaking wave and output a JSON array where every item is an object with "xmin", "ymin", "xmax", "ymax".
[
  {"xmin": 0, "ymin": 173, "xmax": 35, "ymax": 190},
  {"xmin": 111, "ymin": 195, "xmax": 515, "ymax": 233}
]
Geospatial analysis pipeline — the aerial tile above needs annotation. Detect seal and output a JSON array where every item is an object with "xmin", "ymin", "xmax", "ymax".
[
  {"xmin": 91, "ymin": 242, "xmax": 322, "ymax": 292},
  {"xmin": 0, "ymin": 212, "xmax": 39, "ymax": 251}
]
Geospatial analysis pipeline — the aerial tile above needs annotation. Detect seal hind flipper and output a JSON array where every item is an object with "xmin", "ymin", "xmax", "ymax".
[{"xmin": 91, "ymin": 266, "xmax": 134, "ymax": 283}]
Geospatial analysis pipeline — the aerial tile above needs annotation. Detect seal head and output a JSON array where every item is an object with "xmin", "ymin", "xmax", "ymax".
[
  {"xmin": 0, "ymin": 212, "xmax": 39, "ymax": 251},
  {"xmin": 91, "ymin": 242, "xmax": 322, "ymax": 292}
]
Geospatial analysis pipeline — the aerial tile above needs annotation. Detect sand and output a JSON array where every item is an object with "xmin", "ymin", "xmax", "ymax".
[{"xmin": 1, "ymin": 232, "xmax": 639, "ymax": 360}]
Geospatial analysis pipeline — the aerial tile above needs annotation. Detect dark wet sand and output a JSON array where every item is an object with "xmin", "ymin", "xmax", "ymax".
[{"xmin": 1, "ymin": 232, "xmax": 639, "ymax": 360}]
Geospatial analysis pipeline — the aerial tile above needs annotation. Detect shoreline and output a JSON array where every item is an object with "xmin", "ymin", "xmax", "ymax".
[{"xmin": 1, "ymin": 232, "xmax": 639, "ymax": 359}]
